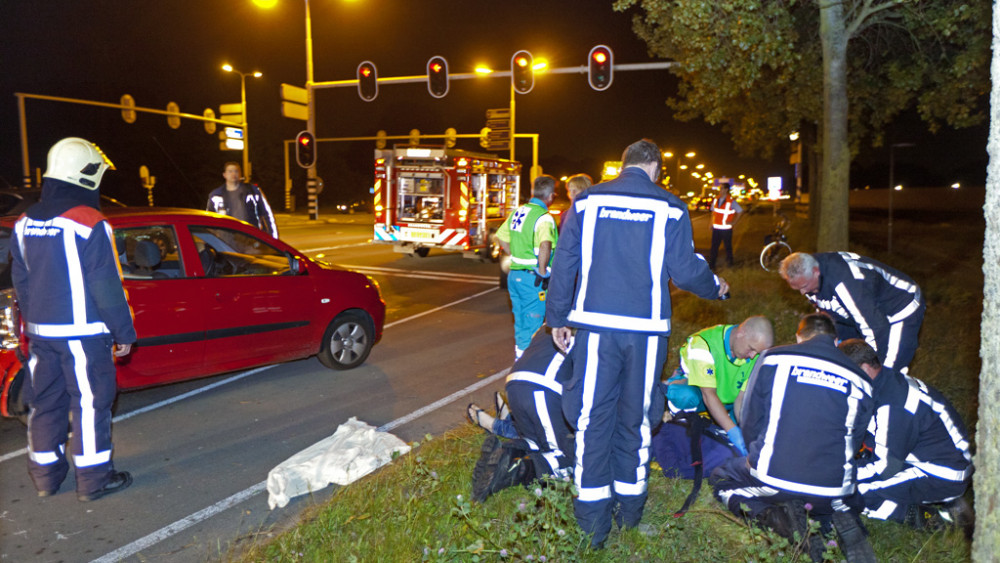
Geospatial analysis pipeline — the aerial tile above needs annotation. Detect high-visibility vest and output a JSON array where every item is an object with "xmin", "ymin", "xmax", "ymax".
[
  {"xmin": 507, "ymin": 202, "xmax": 556, "ymax": 269},
  {"xmin": 711, "ymin": 197, "xmax": 737, "ymax": 229}
]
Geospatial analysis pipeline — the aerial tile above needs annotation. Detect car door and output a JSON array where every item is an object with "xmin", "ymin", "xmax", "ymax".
[
  {"xmin": 112, "ymin": 224, "xmax": 207, "ymax": 388},
  {"xmin": 189, "ymin": 224, "xmax": 316, "ymax": 371}
]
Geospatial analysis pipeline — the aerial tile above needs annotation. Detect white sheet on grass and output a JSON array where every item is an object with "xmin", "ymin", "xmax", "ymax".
[{"xmin": 266, "ymin": 417, "xmax": 411, "ymax": 509}]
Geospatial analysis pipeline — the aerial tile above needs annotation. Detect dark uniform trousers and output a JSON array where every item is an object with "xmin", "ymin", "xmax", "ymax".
[
  {"xmin": 563, "ymin": 329, "xmax": 667, "ymax": 547},
  {"xmin": 708, "ymin": 228, "xmax": 734, "ymax": 268},
  {"xmin": 507, "ymin": 380, "xmax": 574, "ymax": 478},
  {"xmin": 860, "ymin": 471, "xmax": 968, "ymax": 522},
  {"xmin": 709, "ymin": 456, "xmax": 864, "ymax": 518},
  {"xmin": 27, "ymin": 336, "xmax": 117, "ymax": 495}
]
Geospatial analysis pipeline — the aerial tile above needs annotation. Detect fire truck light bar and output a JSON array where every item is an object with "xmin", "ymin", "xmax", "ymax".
[{"xmin": 406, "ymin": 148, "xmax": 432, "ymax": 158}]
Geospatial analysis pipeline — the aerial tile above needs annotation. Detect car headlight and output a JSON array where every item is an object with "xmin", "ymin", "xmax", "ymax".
[{"xmin": 0, "ymin": 289, "xmax": 19, "ymax": 350}]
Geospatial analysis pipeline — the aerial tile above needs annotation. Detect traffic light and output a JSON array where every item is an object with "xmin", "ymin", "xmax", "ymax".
[
  {"xmin": 295, "ymin": 130, "xmax": 316, "ymax": 168},
  {"xmin": 588, "ymin": 45, "xmax": 614, "ymax": 91},
  {"xmin": 357, "ymin": 61, "xmax": 378, "ymax": 102},
  {"xmin": 511, "ymin": 50, "xmax": 534, "ymax": 94},
  {"xmin": 427, "ymin": 56, "xmax": 449, "ymax": 98}
]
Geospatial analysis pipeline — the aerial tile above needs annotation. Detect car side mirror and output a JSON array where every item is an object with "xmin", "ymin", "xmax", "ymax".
[{"xmin": 290, "ymin": 257, "xmax": 307, "ymax": 275}]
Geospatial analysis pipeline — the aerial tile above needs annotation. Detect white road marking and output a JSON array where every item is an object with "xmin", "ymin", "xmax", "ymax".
[
  {"xmin": 343, "ymin": 264, "xmax": 497, "ymax": 284},
  {"xmin": 299, "ymin": 241, "xmax": 372, "ymax": 252},
  {"xmin": 91, "ymin": 366, "xmax": 510, "ymax": 563}
]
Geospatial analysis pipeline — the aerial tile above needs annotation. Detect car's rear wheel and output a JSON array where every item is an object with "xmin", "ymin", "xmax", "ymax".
[
  {"xmin": 318, "ymin": 311, "xmax": 374, "ymax": 370},
  {"xmin": 414, "ymin": 247, "xmax": 430, "ymax": 258}
]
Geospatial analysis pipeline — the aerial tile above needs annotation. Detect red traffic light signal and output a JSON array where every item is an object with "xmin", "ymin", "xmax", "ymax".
[
  {"xmin": 295, "ymin": 130, "xmax": 316, "ymax": 168},
  {"xmin": 357, "ymin": 61, "xmax": 378, "ymax": 102},
  {"xmin": 427, "ymin": 56, "xmax": 449, "ymax": 98},
  {"xmin": 588, "ymin": 45, "xmax": 614, "ymax": 91},
  {"xmin": 511, "ymin": 50, "xmax": 534, "ymax": 94}
]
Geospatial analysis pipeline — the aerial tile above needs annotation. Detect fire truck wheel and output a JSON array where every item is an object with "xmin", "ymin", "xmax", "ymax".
[
  {"xmin": 318, "ymin": 311, "xmax": 375, "ymax": 370},
  {"xmin": 414, "ymin": 247, "xmax": 430, "ymax": 258}
]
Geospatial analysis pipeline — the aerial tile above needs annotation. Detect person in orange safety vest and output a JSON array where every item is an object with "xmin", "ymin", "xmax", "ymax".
[{"xmin": 708, "ymin": 182, "xmax": 743, "ymax": 269}]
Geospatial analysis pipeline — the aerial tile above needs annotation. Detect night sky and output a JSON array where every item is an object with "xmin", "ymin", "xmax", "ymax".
[{"xmin": 0, "ymin": 1, "xmax": 986, "ymax": 210}]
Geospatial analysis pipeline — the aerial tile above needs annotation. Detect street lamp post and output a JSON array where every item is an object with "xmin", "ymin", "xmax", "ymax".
[
  {"xmin": 222, "ymin": 64, "xmax": 262, "ymax": 182},
  {"xmin": 888, "ymin": 142, "xmax": 915, "ymax": 254}
]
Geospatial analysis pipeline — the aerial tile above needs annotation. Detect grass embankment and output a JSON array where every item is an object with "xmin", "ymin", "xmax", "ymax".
[{"xmin": 233, "ymin": 212, "xmax": 981, "ymax": 562}]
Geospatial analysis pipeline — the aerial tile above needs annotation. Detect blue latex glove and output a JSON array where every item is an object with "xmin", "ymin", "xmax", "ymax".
[
  {"xmin": 533, "ymin": 267, "xmax": 551, "ymax": 290},
  {"xmin": 727, "ymin": 426, "xmax": 748, "ymax": 456}
]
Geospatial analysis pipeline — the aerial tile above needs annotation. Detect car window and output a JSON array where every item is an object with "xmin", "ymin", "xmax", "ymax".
[
  {"xmin": 115, "ymin": 226, "xmax": 184, "ymax": 279},
  {"xmin": 190, "ymin": 225, "xmax": 292, "ymax": 278}
]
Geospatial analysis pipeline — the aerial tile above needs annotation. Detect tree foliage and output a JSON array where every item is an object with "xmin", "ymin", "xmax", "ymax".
[{"xmin": 613, "ymin": 0, "xmax": 989, "ymax": 160}]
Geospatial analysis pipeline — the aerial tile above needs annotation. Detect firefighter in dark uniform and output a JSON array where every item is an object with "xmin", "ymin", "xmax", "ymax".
[
  {"xmin": 11, "ymin": 137, "xmax": 136, "ymax": 501},
  {"xmin": 780, "ymin": 251, "xmax": 925, "ymax": 374},
  {"xmin": 711, "ymin": 313, "xmax": 877, "ymax": 562},
  {"xmin": 505, "ymin": 328, "xmax": 575, "ymax": 478},
  {"xmin": 838, "ymin": 339, "xmax": 973, "ymax": 533},
  {"xmin": 547, "ymin": 139, "xmax": 728, "ymax": 547}
]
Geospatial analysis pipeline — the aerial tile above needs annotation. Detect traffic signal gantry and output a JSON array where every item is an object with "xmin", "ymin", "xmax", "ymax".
[{"xmin": 285, "ymin": 46, "xmax": 679, "ymax": 109}]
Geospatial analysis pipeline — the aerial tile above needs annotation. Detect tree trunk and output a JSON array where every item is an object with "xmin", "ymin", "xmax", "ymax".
[
  {"xmin": 817, "ymin": 1, "xmax": 850, "ymax": 251},
  {"xmin": 972, "ymin": 5, "xmax": 1000, "ymax": 560}
]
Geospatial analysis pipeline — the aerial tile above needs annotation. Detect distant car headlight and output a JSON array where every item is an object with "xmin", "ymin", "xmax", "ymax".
[{"xmin": 0, "ymin": 289, "xmax": 19, "ymax": 350}]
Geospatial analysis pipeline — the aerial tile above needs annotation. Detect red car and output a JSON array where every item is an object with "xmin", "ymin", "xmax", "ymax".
[{"xmin": 1, "ymin": 208, "xmax": 385, "ymax": 418}]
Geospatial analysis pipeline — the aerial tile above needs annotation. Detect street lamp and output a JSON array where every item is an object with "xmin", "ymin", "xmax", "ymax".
[
  {"xmin": 663, "ymin": 151, "xmax": 695, "ymax": 192},
  {"xmin": 888, "ymin": 142, "xmax": 915, "ymax": 254},
  {"xmin": 222, "ymin": 64, "xmax": 262, "ymax": 182}
]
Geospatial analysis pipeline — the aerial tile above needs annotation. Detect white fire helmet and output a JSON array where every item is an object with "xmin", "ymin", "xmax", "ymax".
[{"xmin": 43, "ymin": 137, "xmax": 116, "ymax": 190}]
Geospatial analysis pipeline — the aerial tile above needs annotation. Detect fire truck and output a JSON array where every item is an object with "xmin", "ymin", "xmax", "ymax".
[{"xmin": 372, "ymin": 146, "xmax": 521, "ymax": 258}]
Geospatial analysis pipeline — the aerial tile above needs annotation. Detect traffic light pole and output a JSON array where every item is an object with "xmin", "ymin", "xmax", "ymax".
[
  {"xmin": 509, "ymin": 83, "xmax": 516, "ymax": 162},
  {"xmin": 304, "ymin": 0, "xmax": 319, "ymax": 221}
]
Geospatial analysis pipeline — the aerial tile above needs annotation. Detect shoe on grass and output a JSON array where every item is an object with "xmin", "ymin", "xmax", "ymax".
[
  {"xmin": 831, "ymin": 510, "xmax": 876, "ymax": 563},
  {"xmin": 782, "ymin": 501, "xmax": 825, "ymax": 562},
  {"xmin": 466, "ymin": 403, "xmax": 495, "ymax": 433},
  {"xmin": 755, "ymin": 505, "xmax": 795, "ymax": 540},
  {"xmin": 78, "ymin": 470, "xmax": 132, "ymax": 502}
]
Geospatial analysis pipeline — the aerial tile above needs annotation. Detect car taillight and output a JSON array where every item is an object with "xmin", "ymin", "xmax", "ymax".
[{"xmin": 0, "ymin": 289, "xmax": 19, "ymax": 350}]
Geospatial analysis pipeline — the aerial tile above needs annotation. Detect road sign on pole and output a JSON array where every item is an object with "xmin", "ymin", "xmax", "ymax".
[
  {"xmin": 484, "ymin": 108, "xmax": 511, "ymax": 151},
  {"xmin": 281, "ymin": 83, "xmax": 308, "ymax": 104},
  {"xmin": 281, "ymin": 84, "xmax": 308, "ymax": 121}
]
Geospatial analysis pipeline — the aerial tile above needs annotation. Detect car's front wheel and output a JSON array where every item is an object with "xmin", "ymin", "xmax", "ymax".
[{"xmin": 318, "ymin": 311, "xmax": 374, "ymax": 370}]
